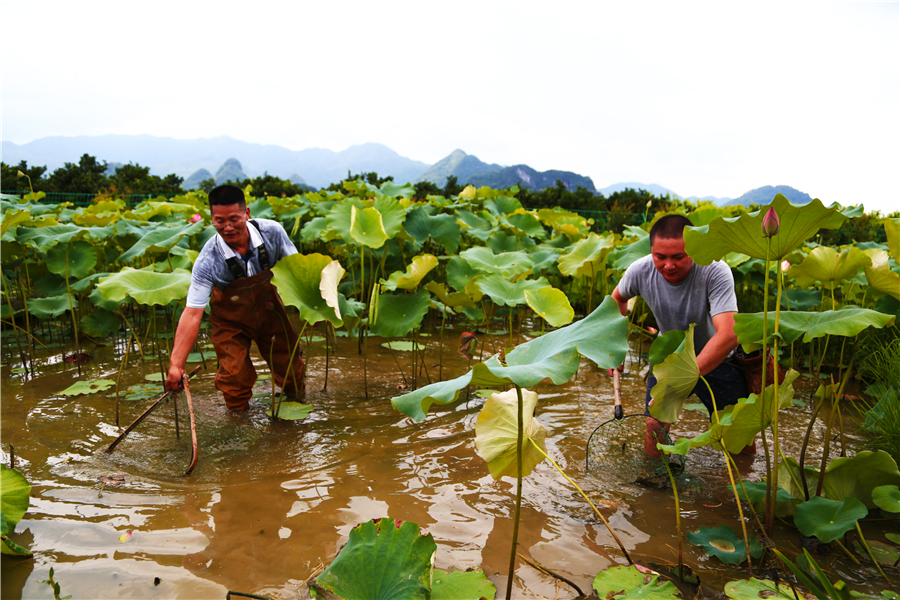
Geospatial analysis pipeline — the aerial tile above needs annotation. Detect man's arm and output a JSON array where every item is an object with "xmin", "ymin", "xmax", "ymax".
[
  {"xmin": 696, "ymin": 311, "xmax": 739, "ymax": 376},
  {"xmin": 165, "ymin": 307, "xmax": 205, "ymax": 392},
  {"xmin": 611, "ymin": 286, "xmax": 630, "ymax": 317}
]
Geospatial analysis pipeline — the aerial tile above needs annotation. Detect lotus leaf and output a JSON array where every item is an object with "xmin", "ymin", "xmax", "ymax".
[
  {"xmin": 648, "ymin": 330, "xmax": 686, "ymax": 367},
  {"xmin": 456, "ymin": 209, "xmax": 494, "ymax": 242},
  {"xmin": 459, "ymin": 247, "xmax": 533, "ymax": 278},
  {"xmin": 423, "ymin": 282, "xmax": 476, "ymax": 310},
  {"xmin": 794, "ymin": 496, "xmax": 867, "ymax": 543},
  {"xmin": 80, "ymin": 309, "xmax": 120, "ymax": 338},
  {"xmin": 787, "ymin": 246, "xmax": 871, "ymax": 289},
  {"xmin": 301, "ymin": 216, "xmax": 329, "ymax": 243},
  {"xmin": 684, "ymin": 195, "xmax": 862, "ymax": 264},
  {"xmin": 486, "ymin": 231, "xmax": 531, "ymax": 253},
  {"xmin": 484, "ymin": 195, "xmax": 522, "ymax": 215},
  {"xmin": 780, "ymin": 289, "xmax": 823, "ymax": 310},
  {"xmin": 369, "ymin": 289, "xmax": 431, "ymax": 338},
  {"xmin": 126, "ymin": 201, "xmax": 196, "ymax": 221},
  {"xmin": 529, "ymin": 249, "xmax": 561, "ymax": 277},
  {"xmin": 819, "ymin": 450, "xmax": 900, "ymax": 508},
  {"xmin": 1, "ymin": 209, "xmax": 31, "ymax": 238},
  {"xmin": 474, "ymin": 388, "xmax": 548, "ymax": 480},
  {"xmin": 504, "ymin": 210, "xmax": 545, "ymax": 238},
  {"xmin": 525, "ymin": 286, "xmax": 574, "ymax": 327},
  {"xmin": 445, "ymin": 255, "xmax": 481, "ymax": 294},
  {"xmin": 719, "ymin": 370, "xmax": 799, "ymax": 453},
  {"xmin": 373, "ymin": 194, "xmax": 407, "ymax": 239},
  {"xmin": 1, "ymin": 466, "xmax": 31, "ymax": 528},
  {"xmin": 60, "ymin": 379, "xmax": 116, "ymax": 397},
  {"xmin": 1, "ymin": 516, "xmax": 32, "ymax": 556},
  {"xmin": 266, "ymin": 402, "xmax": 313, "ymax": 420},
  {"xmin": 686, "ymin": 525, "xmax": 763, "ymax": 564},
  {"xmin": 734, "ymin": 308, "xmax": 896, "ymax": 351},
  {"xmin": 724, "ymin": 577, "xmax": 797, "ymax": 600},
  {"xmin": 863, "ymin": 249, "xmax": 900, "ymax": 301},
  {"xmin": 885, "ymin": 218, "xmax": 900, "ymax": 260},
  {"xmin": 16, "ymin": 223, "xmax": 115, "ymax": 251},
  {"xmin": 431, "ymin": 568, "xmax": 496, "ymax": 600},
  {"xmin": 117, "ymin": 221, "xmax": 203, "ymax": 263},
  {"xmin": 852, "ymin": 540, "xmax": 899, "ymax": 567},
  {"xmin": 117, "ymin": 383, "xmax": 164, "ymax": 402},
  {"xmin": 98, "ymin": 268, "xmax": 191, "ymax": 306},
  {"xmin": 348, "ymin": 205, "xmax": 389, "ymax": 249},
  {"xmin": 34, "ymin": 274, "xmax": 69, "ymax": 297},
  {"xmin": 477, "ymin": 275, "xmax": 550, "ymax": 308},
  {"xmin": 614, "ymin": 235, "xmax": 652, "ymax": 270},
  {"xmin": 381, "ymin": 254, "xmax": 437, "ymax": 291},
  {"xmin": 46, "ymin": 240, "xmax": 98, "ymax": 280},
  {"xmin": 557, "ymin": 232, "xmax": 615, "ymax": 277},
  {"xmin": 403, "ymin": 206, "xmax": 461, "ymax": 254},
  {"xmin": 381, "ymin": 341, "xmax": 424, "ymax": 352},
  {"xmin": 377, "ymin": 181, "xmax": 416, "ymax": 199},
  {"xmin": 319, "ymin": 260, "xmax": 345, "ymax": 322},
  {"xmin": 313, "ymin": 518, "xmax": 435, "ymax": 600},
  {"xmin": 728, "ymin": 481, "xmax": 796, "ymax": 504},
  {"xmin": 28, "ymin": 294, "xmax": 75, "ymax": 319},
  {"xmin": 592, "ymin": 565, "xmax": 681, "ymax": 600},
  {"xmin": 872, "ymin": 485, "xmax": 900, "ymax": 512},
  {"xmin": 271, "ymin": 253, "xmax": 343, "ymax": 326},
  {"xmin": 88, "ymin": 286, "xmax": 124, "ymax": 311},
  {"xmin": 649, "ymin": 325, "xmax": 700, "ymax": 423}
]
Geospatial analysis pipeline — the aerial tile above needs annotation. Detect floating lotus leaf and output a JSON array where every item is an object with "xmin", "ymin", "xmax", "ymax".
[
  {"xmin": 558, "ymin": 232, "xmax": 615, "ymax": 277},
  {"xmin": 28, "ymin": 294, "xmax": 75, "ymax": 319},
  {"xmin": 423, "ymin": 282, "xmax": 476, "ymax": 309},
  {"xmin": 728, "ymin": 481, "xmax": 796, "ymax": 504},
  {"xmin": 648, "ymin": 330, "xmax": 686, "ymax": 367},
  {"xmin": 525, "ymin": 286, "xmax": 574, "ymax": 328},
  {"xmin": 592, "ymin": 565, "xmax": 681, "ymax": 600},
  {"xmin": 724, "ymin": 578, "xmax": 797, "ymax": 600},
  {"xmin": 381, "ymin": 341, "xmax": 424, "ymax": 352},
  {"xmin": 614, "ymin": 235, "xmax": 652, "ymax": 270},
  {"xmin": 431, "ymin": 568, "xmax": 496, "ymax": 600},
  {"xmin": 719, "ymin": 370, "xmax": 799, "ymax": 453},
  {"xmin": 684, "ymin": 195, "xmax": 862, "ymax": 264},
  {"xmin": 459, "ymin": 247, "xmax": 533, "ymax": 278},
  {"xmin": 872, "ymin": 485, "xmax": 900, "ymax": 512},
  {"xmin": 392, "ymin": 297, "xmax": 628, "ymax": 420},
  {"xmin": 734, "ymin": 308, "xmax": 896, "ymax": 352},
  {"xmin": 404, "ymin": 206, "xmax": 461, "ymax": 254},
  {"xmin": 381, "ymin": 254, "xmax": 437, "ymax": 291},
  {"xmin": 16, "ymin": 223, "xmax": 115, "ymax": 251},
  {"xmin": 319, "ymin": 260, "xmax": 345, "ymax": 322},
  {"xmin": 271, "ymin": 253, "xmax": 343, "ymax": 326},
  {"xmin": 852, "ymin": 540, "xmax": 899, "ymax": 566},
  {"xmin": 477, "ymin": 275, "xmax": 550, "ymax": 308},
  {"xmin": 60, "ymin": 379, "xmax": 116, "ymax": 397},
  {"xmin": 794, "ymin": 496, "xmax": 867, "ymax": 543},
  {"xmin": 787, "ymin": 246, "xmax": 871, "ymax": 289},
  {"xmin": 687, "ymin": 525, "xmax": 763, "ymax": 564},
  {"xmin": 649, "ymin": 325, "xmax": 699, "ymax": 423},
  {"xmin": 349, "ymin": 205, "xmax": 389, "ymax": 249},
  {"xmin": 474, "ymin": 388, "xmax": 548, "ymax": 480},
  {"xmin": 313, "ymin": 518, "xmax": 435, "ymax": 600},
  {"xmin": 863, "ymin": 249, "xmax": 900, "ymax": 301},
  {"xmin": 266, "ymin": 402, "xmax": 313, "ymax": 420},
  {"xmin": 1, "ymin": 466, "xmax": 30, "ymax": 529},
  {"xmin": 117, "ymin": 221, "xmax": 203, "ymax": 263},
  {"xmin": 46, "ymin": 240, "xmax": 98, "ymax": 279},
  {"xmin": 369, "ymin": 289, "xmax": 431, "ymax": 338},
  {"xmin": 820, "ymin": 450, "xmax": 900, "ymax": 508},
  {"xmin": 80, "ymin": 309, "xmax": 120, "ymax": 338},
  {"xmin": 780, "ymin": 289, "xmax": 822, "ymax": 310},
  {"xmin": 98, "ymin": 268, "xmax": 191, "ymax": 306}
]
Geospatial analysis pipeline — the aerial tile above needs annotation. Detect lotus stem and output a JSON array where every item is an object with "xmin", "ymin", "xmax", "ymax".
[
  {"xmin": 323, "ymin": 322, "xmax": 330, "ymax": 392},
  {"xmin": 662, "ymin": 457, "xmax": 683, "ymax": 580},
  {"xmin": 855, "ymin": 522, "xmax": 890, "ymax": 583},
  {"xmin": 815, "ymin": 379, "xmax": 839, "ymax": 498},
  {"xmin": 0, "ymin": 320, "xmax": 50, "ymax": 351},
  {"xmin": 118, "ymin": 310, "xmax": 144, "ymax": 359},
  {"xmin": 770, "ymin": 263, "xmax": 783, "ymax": 536},
  {"xmin": 386, "ymin": 340, "xmax": 408, "ymax": 388},
  {"xmin": 505, "ymin": 385, "xmax": 526, "ymax": 600},
  {"xmin": 278, "ymin": 322, "xmax": 307, "ymax": 417},
  {"xmin": 270, "ymin": 336, "xmax": 277, "ymax": 419},
  {"xmin": 798, "ymin": 389, "xmax": 824, "ymax": 500},
  {"xmin": 833, "ymin": 537, "xmax": 861, "ymax": 565},
  {"xmin": 16, "ymin": 270, "xmax": 35, "ymax": 374},
  {"xmin": 114, "ymin": 333, "xmax": 132, "ymax": 427},
  {"xmin": 438, "ymin": 309, "xmax": 445, "ymax": 382},
  {"xmin": 64, "ymin": 243, "xmax": 81, "ymax": 357}
]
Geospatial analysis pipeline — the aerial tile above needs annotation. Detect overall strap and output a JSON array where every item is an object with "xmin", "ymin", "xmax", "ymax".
[{"xmin": 223, "ymin": 220, "xmax": 271, "ymax": 280}]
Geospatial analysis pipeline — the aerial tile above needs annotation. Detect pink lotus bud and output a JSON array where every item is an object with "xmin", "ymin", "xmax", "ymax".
[
  {"xmin": 761, "ymin": 206, "xmax": 779, "ymax": 238},
  {"xmin": 781, "ymin": 260, "xmax": 791, "ymax": 273},
  {"xmin": 647, "ymin": 326, "xmax": 658, "ymax": 335},
  {"xmin": 190, "ymin": 213, "xmax": 202, "ymax": 223}
]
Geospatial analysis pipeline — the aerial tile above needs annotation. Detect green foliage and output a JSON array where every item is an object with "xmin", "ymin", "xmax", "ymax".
[
  {"xmin": 793, "ymin": 496, "xmax": 868, "ymax": 543},
  {"xmin": 474, "ymin": 388, "xmax": 548, "ymax": 480},
  {"xmin": 592, "ymin": 565, "xmax": 682, "ymax": 599},
  {"xmin": 686, "ymin": 525, "xmax": 763, "ymax": 564}
]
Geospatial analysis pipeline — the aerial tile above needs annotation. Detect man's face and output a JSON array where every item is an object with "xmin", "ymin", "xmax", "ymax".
[
  {"xmin": 211, "ymin": 203, "xmax": 251, "ymax": 248},
  {"xmin": 651, "ymin": 236, "xmax": 694, "ymax": 284}
]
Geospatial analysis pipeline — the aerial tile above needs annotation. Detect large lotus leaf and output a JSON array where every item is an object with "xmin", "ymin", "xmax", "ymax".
[
  {"xmin": 423, "ymin": 282, "xmax": 476, "ymax": 309},
  {"xmin": 349, "ymin": 205, "xmax": 389, "ymax": 249},
  {"xmin": 369, "ymin": 289, "xmax": 431, "ymax": 338},
  {"xmin": 720, "ymin": 370, "xmax": 799, "ymax": 453},
  {"xmin": 324, "ymin": 197, "xmax": 365, "ymax": 243},
  {"xmin": 684, "ymin": 195, "xmax": 862, "ymax": 264},
  {"xmin": 456, "ymin": 209, "xmax": 495, "ymax": 242},
  {"xmin": 301, "ymin": 216, "xmax": 330, "ymax": 243},
  {"xmin": 648, "ymin": 330, "xmax": 686, "ymax": 367},
  {"xmin": 1, "ymin": 209, "xmax": 31, "ymax": 238},
  {"xmin": 530, "ymin": 249, "xmax": 561, "ymax": 277},
  {"xmin": 821, "ymin": 450, "xmax": 900, "ymax": 508},
  {"xmin": 28, "ymin": 294, "xmax": 75, "ymax": 319},
  {"xmin": 88, "ymin": 285, "xmax": 125, "ymax": 311},
  {"xmin": 46, "ymin": 240, "xmax": 98, "ymax": 279},
  {"xmin": 592, "ymin": 565, "xmax": 681, "ymax": 600},
  {"xmin": 558, "ymin": 232, "xmax": 615, "ymax": 278},
  {"xmin": 525, "ymin": 286, "xmax": 574, "ymax": 327},
  {"xmin": 60, "ymin": 379, "xmax": 116, "ymax": 396},
  {"xmin": 459, "ymin": 247, "xmax": 533, "ymax": 278},
  {"xmin": 658, "ymin": 418, "xmax": 732, "ymax": 455},
  {"xmin": 734, "ymin": 308, "xmax": 896, "ymax": 351},
  {"xmin": 16, "ymin": 224, "xmax": 115, "ymax": 251},
  {"xmin": 872, "ymin": 485, "xmax": 900, "ymax": 512},
  {"xmin": 477, "ymin": 275, "xmax": 550, "ymax": 308},
  {"xmin": 794, "ymin": 496, "xmax": 867, "ymax": 543},
  {"xmin": 504, "ymin": 210, "xmax": 545, "ymax": 238},
  {"xmin": 885, "ymin": 218, "xmax": 900, "ymax": 260},
  {"xmin": 687, "ymin": 525, "xmax": 763, "ymax": 564},
  {"xmin": 431, "ymin": 568, "xmax": 496, "ymax": 600},
  {"xmin": 780, "ymin": 289, "xmax": 822, "ymax": 310},
  {"xmin": 381, "ymin": 254, "xmax": 437, "ymax": 291},
  {"xmin": 614, "ymin": 235, "xmax": 652, "ymax": 270},
  {"xmin": 1, "ymin": 466, "xmax": 31, "ymax": 529},
  {"xmin": 97, "ymin": 268, "xmax": 191, "ymax": 306},
  {"xmin": 649, "ymin": 325, "xmax": 699, "ymax": 423},
  {"xmin": 319, "ymin": 260, "xmax": 345, "ymax": 323},
  {"xmin": 864, "ymin": 249, "xmax": 900, "ymax": 301},
  {"xmin": 474, "ymin": 388, "xmax": 548, "ymax": 480},
  {"xmin": 33, "ymin": 273, "xmax": 68, "ymax": 298},
  {"xmin": 724, "ymin": 578, "xmax": 798, "ymax": 600},
  {"xmin": 377, "ymin": 181, "xmax": 417, "ymax": 199},
  {"xmin": 787, "ymin": 246, "xmax": 871, "ymax": 289},
  {"xmin": 271, "ymin": 253, "xmax": 343, "ymax": 326},
  {"xmin": 338, "ymin": 294, "xmax": 362, "ymax": 332},
  {"xmin": 392, "ymin": 370, "xmax": 476, "ymax": 421},
  {"xmin": 373, "ymin": 194, "xmax": 407, "ymax": 240},
  {"xmin": 80, "ymin": 309, "xmax": 120, "ymax": 338},
  {"xmin": 125, "ymin": 201, "xmax": 196, "ymax": 221},
  {"xmin": 313, "ymin": 518, "xmax": 435, "ymax": 600},
  {"xmin": 484, "ymin": 195, "xmax": 522, "ymax": 215},
  {"xmin": 446, "ymin": 255, "xmax": 482, "ymax": 293},
  {"xmin": 404, "ymin": 206, "xmax": 461, "ymax": 254},
  {"xmin": 117, "ymin": 220, "xmax": 203, "ymax": 263}
]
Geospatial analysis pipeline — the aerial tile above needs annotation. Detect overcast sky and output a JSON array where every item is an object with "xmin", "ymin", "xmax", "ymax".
[{"xmin": 2, "ymin": 1, "xmax": 898, "ymax": 213}]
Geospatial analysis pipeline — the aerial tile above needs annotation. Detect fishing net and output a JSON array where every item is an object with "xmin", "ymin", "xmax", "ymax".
[{"xmin": 586, "ymin": 414, "xmax": 701, "ymax": 493}]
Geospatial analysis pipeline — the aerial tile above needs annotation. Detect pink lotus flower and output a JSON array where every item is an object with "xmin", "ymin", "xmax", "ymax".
[
  {"xmin": 761, "ymin": 206, "xmax": 779, "ymax": 238},
  {"xmin": 190, "ymin": 213, "xmax": 202, "ymax": 223}
]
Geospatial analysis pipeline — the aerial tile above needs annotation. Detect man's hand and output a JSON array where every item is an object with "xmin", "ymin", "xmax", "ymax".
[
  {"xmin": 165, "ymin": 364, "xmax": 186, "ymax": 393},
  {"xmin": 607, "ymin": 364, "xmax": 624, "ymax": 377}
]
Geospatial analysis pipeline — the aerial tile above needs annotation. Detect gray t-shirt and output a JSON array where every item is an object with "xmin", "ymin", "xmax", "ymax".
[
  {"xmin": 185, "ymin": 218, "xmax": 298, "ymax": 309},
  {"xmin": 617, "ymin": 255, "xmax": 737, "ymax": 352}
]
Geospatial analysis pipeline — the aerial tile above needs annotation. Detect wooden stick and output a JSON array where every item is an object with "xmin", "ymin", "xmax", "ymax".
[
  {"xmin": 105, "ymin": 365, "xmax": 202, "ymax": 454},
  {"xmin": 182, "ymin": 373, "xmax": 199, "ymax": 476}
]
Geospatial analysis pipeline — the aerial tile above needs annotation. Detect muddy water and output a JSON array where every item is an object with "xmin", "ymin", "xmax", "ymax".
[{"xmin": 0, "ymin": 326, "xmax": 870, "ymax": 599}]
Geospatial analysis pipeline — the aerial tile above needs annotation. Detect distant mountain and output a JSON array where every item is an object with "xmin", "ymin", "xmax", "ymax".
[
  {"xmin": 288, "ymin": 173, "xmax": 308, "ymax": 187},
  {"xmin": 1, "ymin": 135, "xmax": 430, "ymax": 189},
  {"xmin": 215, "ymin": 158, "xmax": 246, "ymax": 184},
  {"xmin": 466, "ymin": 164, "xmax": 596, "ymax": 193},
  {"xmin": 687, "ymin": 194, "xmax": 732, "ymax": 204},
  {"xmin": 184, "ymin": 168, "xmax": 213, "ymax": 190},
  {"xmin": 597, "ymin": 182, "xmax": 678, "ymax": 198},
  {"xmin": 414, "ymin": 149, "xmax": 503, "ymax": 187},
  {"xmin": 724, "ymin": 185, "xmax": 813, "ymax": 207}
]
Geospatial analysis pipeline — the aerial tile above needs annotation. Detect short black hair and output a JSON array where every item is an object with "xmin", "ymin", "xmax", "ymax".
[
  {"xmin": 208, "ymin": 184, "xmax": 246, "ymax": 210},
  {"xmin": 649, "ymin": 214, "xmax": 694, "ymax": 245}
]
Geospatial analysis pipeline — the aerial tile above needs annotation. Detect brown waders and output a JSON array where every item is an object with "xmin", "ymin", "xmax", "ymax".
[{"xmin": 209, "ymin": 270, "xmax": 305, "ymax": 410}]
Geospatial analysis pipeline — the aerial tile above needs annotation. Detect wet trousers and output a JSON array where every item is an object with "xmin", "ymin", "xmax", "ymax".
[{"xmin": 209, "ymin": 270, "xmax": 305, "ymax": 411}]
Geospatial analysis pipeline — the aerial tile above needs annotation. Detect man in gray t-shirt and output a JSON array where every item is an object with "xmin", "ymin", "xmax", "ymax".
[{"xmin": 611, "ymin": 214, "xmax": 753, "ymax": 454}]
